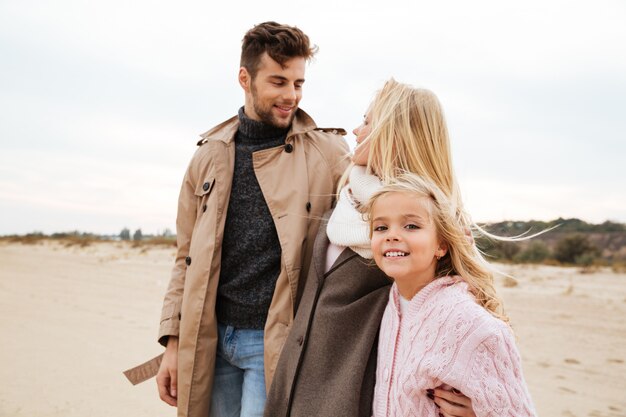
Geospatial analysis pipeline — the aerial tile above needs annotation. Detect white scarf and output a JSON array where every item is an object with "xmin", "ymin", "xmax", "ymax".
[{"xmin": 327, "ymin": 165, "xmax": 382, "ymax": 259}]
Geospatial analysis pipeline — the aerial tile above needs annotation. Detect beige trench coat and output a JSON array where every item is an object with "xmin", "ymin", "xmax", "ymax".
[{"xmin": 124, "ymin": 109, "xmax": 349, "ymax": 417}]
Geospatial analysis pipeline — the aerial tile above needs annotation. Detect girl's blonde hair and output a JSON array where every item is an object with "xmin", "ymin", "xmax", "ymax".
[{"xmin": 364, "ymin": 173, "xmax": 509, "ymax": 323}]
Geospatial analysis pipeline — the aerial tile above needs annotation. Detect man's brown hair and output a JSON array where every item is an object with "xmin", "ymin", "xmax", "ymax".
[{"xmin": 241, "ymin": 21, "xmax": 318, "ymax": 79}]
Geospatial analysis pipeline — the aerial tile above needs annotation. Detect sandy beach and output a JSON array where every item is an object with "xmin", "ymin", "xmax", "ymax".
[{"xmin": 1, "ymin": 241, "xmax": 625, "ymax": 417}]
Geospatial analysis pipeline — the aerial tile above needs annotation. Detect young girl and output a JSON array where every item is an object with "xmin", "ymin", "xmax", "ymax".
[{"xmin": 366, "ymin": 173, "xmax": 537, "ymax": 417}]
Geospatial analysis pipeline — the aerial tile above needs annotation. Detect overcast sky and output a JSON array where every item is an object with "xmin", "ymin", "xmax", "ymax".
[{"xmin": 1, "ymin": 0, "xmax": 624, "ymax": 235}]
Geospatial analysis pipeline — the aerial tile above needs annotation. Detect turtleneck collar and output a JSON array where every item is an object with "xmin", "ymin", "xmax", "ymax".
[{"xmin": 237, "ymin": 107, "xmax": 290, "ymax": 140}]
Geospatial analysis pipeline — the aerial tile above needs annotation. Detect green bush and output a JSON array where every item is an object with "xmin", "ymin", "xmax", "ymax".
[
  {"xmin": 554, "ymin": 234, "xmax": 599, "ymax": 264},
  {"xmin": 477, "ymin": 238, "xmax": 520, "ymax": 261},
  {"xmin": 514, "ymin": 241, "xmax": 551, "ymax": 263}
]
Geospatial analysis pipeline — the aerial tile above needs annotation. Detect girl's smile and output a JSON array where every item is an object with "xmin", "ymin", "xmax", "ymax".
[{"xmin": 383, "ymin": 250, "xmax": 408, "ymax": 258}]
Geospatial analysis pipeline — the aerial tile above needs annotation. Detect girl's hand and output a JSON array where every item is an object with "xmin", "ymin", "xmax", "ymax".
[{"xmin": 427, "ymin": 387, "xmax": 476, "ymax": 417}]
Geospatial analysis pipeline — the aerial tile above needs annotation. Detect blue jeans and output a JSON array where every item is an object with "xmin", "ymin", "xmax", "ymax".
[{"xmin": 209, "ymin": 323, "xmax": 266, "ymax": 417}]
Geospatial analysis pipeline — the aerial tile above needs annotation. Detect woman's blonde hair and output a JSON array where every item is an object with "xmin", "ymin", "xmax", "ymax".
[
  {"xmin": 363, "ymin": 173, "xmax": 509, "ymax": 323},
  {"xmin": 340, "ymin": 78, "xmax": 458, "ymax": 198},
  {"xmin": 339, "ymin": 78, "xmax": 470, "ymax": 233}
]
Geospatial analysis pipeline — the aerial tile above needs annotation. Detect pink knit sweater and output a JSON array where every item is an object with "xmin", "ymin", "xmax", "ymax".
[{"xmin": 373, "ymin": 276, "xmax": 537, "ymax": 417}]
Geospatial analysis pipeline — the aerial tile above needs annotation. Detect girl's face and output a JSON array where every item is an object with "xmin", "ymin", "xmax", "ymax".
[
  {"xmin": 370, "ymin": 191, "xmax": 446, "ymax": 289},
  {"xmin": 351, "ymin": 109, "xmax": 372, "ymax": 166}
]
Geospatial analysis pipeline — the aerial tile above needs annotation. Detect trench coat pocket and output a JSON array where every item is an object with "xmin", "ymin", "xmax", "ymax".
[
  {"xmin": 123, "ymin": 353, "xmax": 163, "ymax": 385},
  {"xmin": 194, "ymin": 178, "xmax": 215, "ymax": 198},
  {"xmin": 194, "ymin": 178, "xmax": 215, "ymax": 218}
]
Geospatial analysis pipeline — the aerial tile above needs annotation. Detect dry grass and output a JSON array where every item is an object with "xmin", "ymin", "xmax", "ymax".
[
  {"xmin": 1, "ymin": 234, "xmax": 105, "ymax": 247},
  {"xmin": 563, "ymin": 283, "xmax": 574, "ymax": 296},
  {"xmin": 1, "ymin": 233, "xmax": 47, "ymax": 245},
  {"xmin": 502, "ymin": 276, "xmax": 519, "ymax": 288},
  {"xmin": 612, "ymin": 262, "xmax": 626, "ymax": 273},
  {"xmin": 0, "ymin": 234, "xmax": 176, "ymax": 249},
  {"xmin": 61, "ymin": 235, "xmax": 102, "ymax": 247},
  {"xmin": 130, "ymin": 236, "xmax": 176, "ymax": 248}
]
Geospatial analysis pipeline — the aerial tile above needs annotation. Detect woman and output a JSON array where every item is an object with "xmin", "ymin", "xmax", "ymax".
[{"xmin": 264, "ymin": 79, "xmax": 476, "ymax": 417}]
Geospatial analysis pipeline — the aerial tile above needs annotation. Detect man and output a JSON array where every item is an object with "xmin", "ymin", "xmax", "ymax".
[{"xmin": 124, "ymin": 22, "xmax": 349, "ymax": 417}]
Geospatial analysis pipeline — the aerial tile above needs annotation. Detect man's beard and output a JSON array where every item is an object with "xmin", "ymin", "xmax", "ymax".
[{"xmin": 251, "ymin": 85, "xmax": 296, "ymax": 129}]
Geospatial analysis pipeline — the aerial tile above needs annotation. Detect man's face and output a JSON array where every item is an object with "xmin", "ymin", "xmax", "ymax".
[{"xmin": 241, "ymin": 52, "xmax": 306, "ymax": 129}]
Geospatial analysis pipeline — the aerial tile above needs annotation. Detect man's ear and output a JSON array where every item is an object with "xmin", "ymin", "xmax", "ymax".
[{"xmin": 238, "ymin": 67, "xmax": 251, "ymax": 92}]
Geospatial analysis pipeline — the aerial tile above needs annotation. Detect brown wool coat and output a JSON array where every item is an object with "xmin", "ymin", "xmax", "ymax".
[
  {"xmin": 124, "ymin": 110, "xmax": 349, "ymax": 417},
  {"xmin": 264, "ymin": 212, "xmax": 392, "ymax": 417}
]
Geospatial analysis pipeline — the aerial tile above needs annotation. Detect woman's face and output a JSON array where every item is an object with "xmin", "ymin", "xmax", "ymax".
[{"xmin": 352, "ymin": 109, "xmax": 372, "ymax": 166}]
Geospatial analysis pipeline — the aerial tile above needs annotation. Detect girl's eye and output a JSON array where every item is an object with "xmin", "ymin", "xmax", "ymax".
[
  {"xmin": 405, "ymin": 224, "xmax": 419, "ymax": 230},
  {"xmin": 373, "ymin": 225, "xmax": 387, "ymax": 232}
]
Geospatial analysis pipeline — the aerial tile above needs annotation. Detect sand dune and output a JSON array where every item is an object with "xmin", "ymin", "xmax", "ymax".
[{"xmin": 1, "ymin": 241, "xmax": 625, "ymax": 417}]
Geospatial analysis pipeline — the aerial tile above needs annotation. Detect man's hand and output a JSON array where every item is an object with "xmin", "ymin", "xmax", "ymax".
[
  {"xmin": 156, "ymin": 337, "xmax": 179, "ymax": 406},
  {"xmin": 427, "ymin": 387, "xmax": 476, "ymax": 417}
]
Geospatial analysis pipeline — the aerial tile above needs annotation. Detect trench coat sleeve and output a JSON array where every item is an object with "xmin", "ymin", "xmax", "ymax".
[{"xmin": 158, "ymin": 157, "xmax": 198, "ymax": 346}]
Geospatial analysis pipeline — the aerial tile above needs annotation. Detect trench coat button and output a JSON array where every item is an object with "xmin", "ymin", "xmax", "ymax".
[
  {"xmin": 305, "ymin": 202, "xmax": 311, "ymax": 212},
  {"xmin": 297, "ymin": 335, "xmax": 304, "ymax": 346},
  {"xmin": 178, "ymin": 312, "xmax": 181, "ymax": 320},
  {"xmin": 202, "ymin": 204, "xmax": 207, "ymax": 213},
  {"xmin": 185, "ymin": 256, "xmax": 191, "ymax": 266},
  {"xmin": 203, "ymin": 182, "xmax": 210, "ymax": 191},
  {"xmin": 284, "ymin": 143, "xmax": 293, "ymax": 153}
]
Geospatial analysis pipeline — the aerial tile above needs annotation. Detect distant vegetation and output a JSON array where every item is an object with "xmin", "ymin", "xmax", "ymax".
[
  {"xmin": 0, "ymin": 229, "xmax": 176, "ymax": 248},
  {"xmin": 2, "ymin": 219, "xmax": 625, "ymax": 271},
  {"xmin": 477, "ymin": 218, "xmax": 626, "ymax": 272}
]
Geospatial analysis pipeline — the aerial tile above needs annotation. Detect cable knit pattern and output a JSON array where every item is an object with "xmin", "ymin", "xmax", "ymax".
[
  {"xmin": 373, "ymin": 276, "xmax": 537, "ymax": 417},
  {"xmin": 327, "ymin": 165, "xmax": 382, "ymax": 259}
]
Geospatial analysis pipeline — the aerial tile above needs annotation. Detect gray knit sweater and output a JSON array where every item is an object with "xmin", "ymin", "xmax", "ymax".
[{"xmin": 216, "ymin": 107, "xmax": 288, "ymax": 329}]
